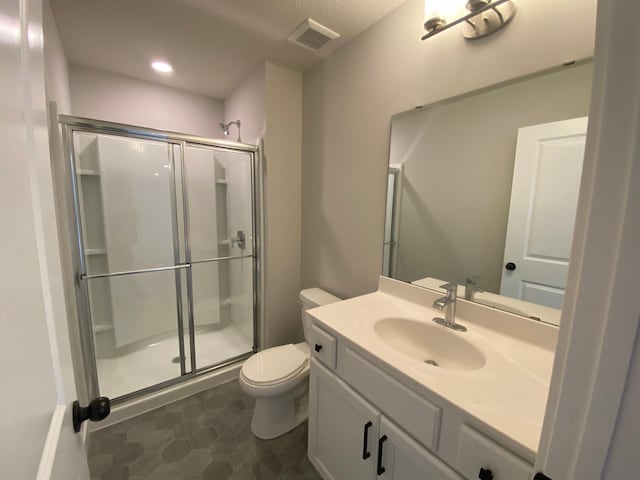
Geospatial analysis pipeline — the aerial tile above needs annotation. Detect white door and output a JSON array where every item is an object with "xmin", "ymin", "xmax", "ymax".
[
  {"xmin": 0, "ymin": 0, "xmax": 90, "ymax": 478},
  {"xmin": 377, "ymin": 417, "xmax": 462, "ymax": 480},
  {"xmin": 308, "ymin": 359, "xmax": 380, "ymax": 480},
  {"xmin": 501, "ymin": 117, "xmax": 588, "ymax": 310}
]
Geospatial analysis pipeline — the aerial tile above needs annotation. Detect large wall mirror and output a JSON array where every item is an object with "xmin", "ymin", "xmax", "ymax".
[{"xmin": 383, "ymin": 61, "xmax": 593, "ymax": 326}]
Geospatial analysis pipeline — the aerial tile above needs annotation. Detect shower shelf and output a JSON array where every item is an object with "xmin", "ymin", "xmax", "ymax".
[
  {"xmin": 218, "ymin": 239, "xmax": 231, "ymax": 246},
  {"xmin": 78, "ymin": 168, "xmax": 100, "ymax": 176},
  {"xmin": 215, "ymin": 179, "xmax": 228, "ymax": 185},
  {"xmin": 86, "ymin": 248, "xmax": 107, "ymax": 255}
]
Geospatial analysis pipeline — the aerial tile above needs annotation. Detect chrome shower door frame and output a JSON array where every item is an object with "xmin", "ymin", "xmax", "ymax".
[{"xmin": 60, "ymin": 115, "xmax": 261, "ymax": 404}]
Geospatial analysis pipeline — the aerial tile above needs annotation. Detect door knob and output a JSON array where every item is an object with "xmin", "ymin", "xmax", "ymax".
[
  {"xmin": 478, "ymin": 467, "xmax": 494, "ymax": 480},
  {"xmin": 72, "ymin": 397, "xmax": 111, "ymax": 433},
  {"xmin": 534, "ymin": 473, "xmax": 553, "ymax": 480},
  {"xmin": 505, "ymin": 262, "xmax": 517, "ymax": 271}
]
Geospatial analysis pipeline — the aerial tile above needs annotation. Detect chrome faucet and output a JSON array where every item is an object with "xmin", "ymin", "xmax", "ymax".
[
  {"xmin": 433, "ymin": 282, "xmax": 467, "ymax": 332},
  {"xmin": 464, "ymin": 275, "xmax": 482, "ymax": 301}
]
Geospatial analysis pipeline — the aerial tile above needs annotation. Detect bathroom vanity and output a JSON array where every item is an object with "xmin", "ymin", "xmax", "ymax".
[{"xmin": 306, "ymin": 277, "xmax": 557, "ymax": 479}]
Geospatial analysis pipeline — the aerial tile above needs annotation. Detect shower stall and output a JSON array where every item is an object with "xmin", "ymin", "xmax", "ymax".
[{"xmin": 59, "ymin": 116, "xmax": 260, "ymax": 403}]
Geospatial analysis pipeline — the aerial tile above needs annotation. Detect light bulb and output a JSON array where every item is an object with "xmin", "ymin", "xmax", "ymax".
[
  {"xmin": 151, "ymin": 60, "xmax": 173, "ymax": 73},
  {"xmin": 424, "ymin": 0, "xmax": 465, "ymax": 23}
]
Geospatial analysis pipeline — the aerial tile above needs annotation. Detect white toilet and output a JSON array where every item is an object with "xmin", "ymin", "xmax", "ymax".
[{"xmin": 239, "ymin": 288, "xmax": 341, "ymax": 439}]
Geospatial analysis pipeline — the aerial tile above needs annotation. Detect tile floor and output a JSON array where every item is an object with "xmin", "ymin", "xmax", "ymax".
[{"xmin": 87, "ymin": 379, "xmax": 322, "ymax": 480}]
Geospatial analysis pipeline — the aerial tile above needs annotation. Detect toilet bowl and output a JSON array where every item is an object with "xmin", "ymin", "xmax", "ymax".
[{"xmin": 239, "ymin": 288, "xmax": 341, "ymax": 439}]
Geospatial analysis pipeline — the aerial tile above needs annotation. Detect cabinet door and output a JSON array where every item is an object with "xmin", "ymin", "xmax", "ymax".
[
  {"xmin": 309, "ymin": 358, "xmax": 380, "ymax": 480},
  {"xmin": 378, "ymin": 417, "xmax": 463, "ymax": 480}
]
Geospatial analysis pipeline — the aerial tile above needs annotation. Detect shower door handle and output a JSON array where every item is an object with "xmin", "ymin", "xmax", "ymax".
[
  {"xmin": 72, "ymin": 397, "xmax": 111, "ymax": 433},
  {"xmin": 231, "ymin": 230, "xmax": 246, "ymax": 250}
]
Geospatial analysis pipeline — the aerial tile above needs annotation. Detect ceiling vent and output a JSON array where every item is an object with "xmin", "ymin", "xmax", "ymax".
[{"xmin": 288, "ymin": 19, "xmax": 340, "ymax": 52}]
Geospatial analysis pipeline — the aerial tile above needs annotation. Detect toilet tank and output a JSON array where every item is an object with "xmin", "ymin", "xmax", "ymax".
[{"xmin": 299, "ymin": 288, "xmax": 341, "ymax": 342}]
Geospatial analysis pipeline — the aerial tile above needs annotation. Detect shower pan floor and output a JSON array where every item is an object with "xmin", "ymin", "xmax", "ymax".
[{"xmin": 96, "ymin": 323, "xmax": 253, "ymax": 399}]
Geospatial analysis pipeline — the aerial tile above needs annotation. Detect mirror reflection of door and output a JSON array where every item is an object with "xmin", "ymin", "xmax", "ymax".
[{"xmin": 501, "ymin": 117, "xmax": 587, "ymax": 309}]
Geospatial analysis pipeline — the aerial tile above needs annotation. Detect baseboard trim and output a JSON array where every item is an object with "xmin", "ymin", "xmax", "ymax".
[{"xmin": 36, "ymin": 405, "xmax": 66, "ymax": 480}]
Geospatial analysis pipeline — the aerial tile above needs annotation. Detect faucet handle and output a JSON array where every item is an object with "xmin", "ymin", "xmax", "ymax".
[
  {"xmin": 439, "ymin": 282, "xmax": 458, "ymax": 296},
  {"xmin": 464, "ymin": 276, "xmax": 483, "ymax": 297},
  {"xmin": 465, "ymin": 275, "xmax": 479, "ymax": 285}
]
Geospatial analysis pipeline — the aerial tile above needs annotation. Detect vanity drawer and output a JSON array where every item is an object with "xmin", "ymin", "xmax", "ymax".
[
  {"xmin": 455, "ymin": 425, "xmax": 533, "ymax": 480},
  {"xmin": 309, "ymin": 324, "xmax": 337, "ymax": 370},
  {"xmin": 341, "ymin": 346, "xmax": 441, "ymax": 451}
]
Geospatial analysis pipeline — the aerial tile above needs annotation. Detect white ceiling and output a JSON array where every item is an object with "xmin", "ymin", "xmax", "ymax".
[{"xmin": 51, "ymin": 0, "xmax": 407, "ymax": 99}]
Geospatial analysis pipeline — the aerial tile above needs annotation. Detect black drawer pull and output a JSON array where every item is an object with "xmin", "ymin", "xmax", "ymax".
[
  {"xmin": 478, "ymin": 467, "xmax": 494, "ymax": 480},
  {"xmin": 376, "ymin": 435, "xmax": 388, "ymax": 475},
  {"xmin": 314, "ymin": 344, "xmax": 322, "ymax": 352},
  {"xmin": 362, "ymin": 421, "xmax": 373, "ymax": 459}
]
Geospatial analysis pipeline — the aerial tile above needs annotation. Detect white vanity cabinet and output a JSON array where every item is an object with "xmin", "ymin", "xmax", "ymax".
[
  {"xmin": 307, "ymin": 319, "xmax": 537, "ymax": 480},
  {"xmin": 378, "ymin": 417, "xmax": 463, "ymax": 480},
  {"xmin": 308, "ymin": 357, "xmax": 378, "ymax": 479},
  {"xmin": 309, "ymin": 358, "xmax": 462, "ymax": 480}
]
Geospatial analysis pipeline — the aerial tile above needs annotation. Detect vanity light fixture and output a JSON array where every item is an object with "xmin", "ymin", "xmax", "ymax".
[
  {"xmin": 151, "ymin": 60, "xmax": 173, "ymax": 73},
  {"xmin": 422, "ymin": 0, "xmax": 517, "ymax": 41}
]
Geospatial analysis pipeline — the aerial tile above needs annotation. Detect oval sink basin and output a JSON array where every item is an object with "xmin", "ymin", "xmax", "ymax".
[{"xmin": 374, "ymin": 318, "xmax": 486, "ymax": 371}]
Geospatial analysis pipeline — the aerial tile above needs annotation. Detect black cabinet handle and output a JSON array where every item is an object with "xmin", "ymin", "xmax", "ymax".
[
  {"xmin": 376, "ymin": 435, "xmax": 388, "ymax": 475},
  {"xmin": 314, "ymin": 344, "xmax": 322, "ymax": 352},
  {"xmin": 505, "ymin": 262, "xmax": 517, "ymax": 271},
  {"xmin": 362, "ymin": 421, "xmax": 373, "ymax": 459},
  {"xmin": 478, "ymin": 467, "xmax": 494, "ymax": 480},
  {"xmin": 72, "ymin": 397, "xmax": 110, "ymax": 433}
]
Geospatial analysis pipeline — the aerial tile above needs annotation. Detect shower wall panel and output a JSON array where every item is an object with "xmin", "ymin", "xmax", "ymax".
[
  {"xmin": 217, "ymin": 150, "xmax": 254, "ymax": 332},
  {"xmin": 184, "ymin": 145, "xmax": 222, "ymax": 329},
  {"xmin": 96, "ymin": 135, "xmax": 176, "ymax": 348}
]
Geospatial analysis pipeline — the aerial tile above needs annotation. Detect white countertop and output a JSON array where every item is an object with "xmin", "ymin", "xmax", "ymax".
[{"xmin": 309, "ymin": 277, "xmax": 558, "ymax": 459}]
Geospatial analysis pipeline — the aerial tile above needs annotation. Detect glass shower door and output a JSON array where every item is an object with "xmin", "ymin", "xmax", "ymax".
[
  {"xmin": 72, "ymin": 131, "xmax": 189, "ymax": 399},
  {"xmin": 67, "ymin": 118, "xmax": 259, "ymax": 402},
  {"xmin": 183, "ymin": 144, "xmax": 255, "ymax": 371}
]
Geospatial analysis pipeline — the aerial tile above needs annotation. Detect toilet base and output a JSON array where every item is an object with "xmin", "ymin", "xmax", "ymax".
[{"xmin": 249, "ymin": 382, "xmax": 308, "ymax": 440}]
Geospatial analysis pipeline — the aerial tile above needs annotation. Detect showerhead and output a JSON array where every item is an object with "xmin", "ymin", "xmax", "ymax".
[{"xmin": 219, "ymin": 120, "xmax": 242, "ymax": 142}]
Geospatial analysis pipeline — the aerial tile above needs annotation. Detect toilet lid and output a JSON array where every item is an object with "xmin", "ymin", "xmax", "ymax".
[{"xmin": 242, "ymin": 344, "xmax": 309, "ymax": 385}]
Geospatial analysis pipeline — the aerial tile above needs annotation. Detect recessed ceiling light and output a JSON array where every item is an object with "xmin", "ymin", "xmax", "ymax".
[{"xmin": 151, "ymin": 60, "xmax": 173, "ymax": 73}]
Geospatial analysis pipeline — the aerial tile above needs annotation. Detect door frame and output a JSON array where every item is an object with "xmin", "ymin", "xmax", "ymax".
[
  {"xmin": 57, "ymin": 115, "xmax": 263, "ymax": 405},
  {"xmin": 535, "ymin": 0, "xmax": 640, "ymax": 478}
]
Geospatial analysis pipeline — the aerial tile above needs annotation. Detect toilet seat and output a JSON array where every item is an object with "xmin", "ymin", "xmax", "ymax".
[{"xmin": 241, "ymin": 344, "xmax": 309, "ymax": 386}]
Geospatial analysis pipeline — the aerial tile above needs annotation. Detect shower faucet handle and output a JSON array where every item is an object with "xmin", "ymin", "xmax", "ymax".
[{"xmin": 231, "ymin": 230, "xmax": 246, "ymax": 250}]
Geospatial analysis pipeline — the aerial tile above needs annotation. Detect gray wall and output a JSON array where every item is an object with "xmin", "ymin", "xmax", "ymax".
[
  {"xmin": 390, "ymin": 63, "xmax": 593, "ymax": 292},
  {"xmin": 224, "ymin": 65, "xmax": 266, "ymax": 145},
  {"xmin": 44, "ymin": 0, "xmax": 71, "ymax": 114},
  {"xmin": 301, "ymin": 0, "xmax": 597, "ymax": 299},
  {"xmin": 224, "ymin": 63, "xmax": 303, "ymax": 348},
  {"xmin": 69, "ymin": 65, "xmax": 225, "ymax": 138}
]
